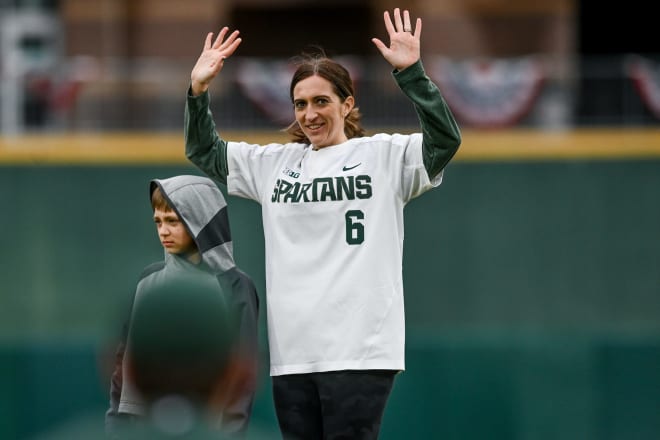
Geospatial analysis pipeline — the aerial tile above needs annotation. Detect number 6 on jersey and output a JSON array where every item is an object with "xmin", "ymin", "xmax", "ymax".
[{"xmin": 345, "ymin": 210, "xmax": 365, "ymax": 245}]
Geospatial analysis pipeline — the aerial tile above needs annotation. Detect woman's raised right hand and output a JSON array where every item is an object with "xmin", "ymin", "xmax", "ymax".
[{"xmin": 190, "ymin": 27, "xmax": 242, "ymax": 96}]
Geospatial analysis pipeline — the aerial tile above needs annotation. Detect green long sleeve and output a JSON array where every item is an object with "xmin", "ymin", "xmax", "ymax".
[
  {"xmin": 393, "ymin": 60, "xmax": 462, "ymax": 179},
  {"xmin": 184, "ymin": 87, "xmax": 230, "ymax": 185}
]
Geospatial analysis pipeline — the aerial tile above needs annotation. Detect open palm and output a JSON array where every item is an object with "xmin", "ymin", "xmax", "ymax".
[
  {"xmin": 371, "ymin": 8, "xmax": 421, "ymax": 72},
  {"xmin": 191, "ymin": 27, "xmax": 242, "ymax": 96}
]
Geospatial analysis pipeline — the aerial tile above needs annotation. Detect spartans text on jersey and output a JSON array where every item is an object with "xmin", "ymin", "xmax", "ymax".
[{"xmin": 271, "ymin": 175, "xmax": 372, "ymax": 203}]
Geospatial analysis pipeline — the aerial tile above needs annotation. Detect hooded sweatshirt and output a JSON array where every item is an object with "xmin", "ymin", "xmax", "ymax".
[{"xmin": 105, "ymin": 175, "xmax": 259, "ymax": 437}]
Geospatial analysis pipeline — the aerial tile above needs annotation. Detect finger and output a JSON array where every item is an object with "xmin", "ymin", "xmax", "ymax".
[
  {"xmin": 223, "ymin": 37, "xmax": 242, "ymax": 58},
  {"xmin": 212, "ymin": 27, "xmax": 229, "ymax": 49},
  {"xmin": 220, "ymin": 30, "xmax": 241, "ymax": 50},
  {"xmin": 371, "ymin": 38, "xmax": 387, "ymax": 53},
  {"xmin": 393, "ymin": 7, "xmax": 404, "ymax": 32},
  {"xmin": 382, "ymin": 10, "xmax": 395, "ymax": 35},
  {"xmin": 403, "ymin": 10, "xmax": 412, "ymax": 32},
  {"xmin": 414, "ymin": 18, "xmax": 422, "ymax": 38},
  {"xmin": 203, "ymin": 32, "xmax": 213, "ymax": 51},
  {"xmin": 371, "ymin": 38, "xmax": 390, "ymax": 60}
]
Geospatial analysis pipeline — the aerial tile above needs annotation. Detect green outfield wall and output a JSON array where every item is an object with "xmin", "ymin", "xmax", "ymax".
[{"xmin": 1, "ymin": 149, "xmax": 659, "ymax": 439}]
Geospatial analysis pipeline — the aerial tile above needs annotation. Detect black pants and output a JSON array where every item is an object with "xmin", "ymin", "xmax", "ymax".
[{"xmin": 272, "ymin": 370, "xmax": 397, "ymax": 440}]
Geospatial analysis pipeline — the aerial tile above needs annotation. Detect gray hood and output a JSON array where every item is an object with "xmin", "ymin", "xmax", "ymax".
[{"xmin": 150, "ymin": 175, "xmax": 234, "ymax": 274}]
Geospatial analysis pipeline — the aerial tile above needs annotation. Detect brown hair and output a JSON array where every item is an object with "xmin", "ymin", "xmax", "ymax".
[
  {"xmin": 285, "ymin": 52, "xmax": 366, "ymax": 144},
  {"xmin": 151, "ymin": 185, "xmax": 172, "ymax": 212}
]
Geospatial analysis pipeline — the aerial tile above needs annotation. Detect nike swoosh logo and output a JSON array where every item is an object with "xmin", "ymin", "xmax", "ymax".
[{"xmin": 342, "ymin": 163, "xmax": 361, "ymax": 172}]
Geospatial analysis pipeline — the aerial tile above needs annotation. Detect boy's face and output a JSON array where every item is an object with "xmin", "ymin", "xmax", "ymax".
[{"xmin": 153, "ymin": 208, "xmax": 196, "ymax": 256}]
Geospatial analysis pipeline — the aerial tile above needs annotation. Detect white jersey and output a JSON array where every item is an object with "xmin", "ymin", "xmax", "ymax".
[{"xmin": 227, "ymin": 133, "xmax": 442, "ymax": 375}]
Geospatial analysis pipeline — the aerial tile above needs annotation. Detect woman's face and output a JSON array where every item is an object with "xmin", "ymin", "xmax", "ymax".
[{"xmin": 293, "ymin": 75, "xmax": 354, "ymax": 149}]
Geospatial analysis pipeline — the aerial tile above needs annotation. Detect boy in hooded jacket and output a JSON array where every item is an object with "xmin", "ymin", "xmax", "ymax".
[{"xmin": 105, "ymin": 175, "xmax": 259, "ymax": 438}]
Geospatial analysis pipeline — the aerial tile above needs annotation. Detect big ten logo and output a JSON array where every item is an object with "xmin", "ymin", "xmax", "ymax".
[{"xmin": 282, "ymin": 167, "xmax": 300, "ymax": 179}]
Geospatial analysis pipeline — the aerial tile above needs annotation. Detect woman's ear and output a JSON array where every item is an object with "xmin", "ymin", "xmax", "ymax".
[{"xmin": 343, "ymin": 96, "xmax": 355, "ymax": 117}]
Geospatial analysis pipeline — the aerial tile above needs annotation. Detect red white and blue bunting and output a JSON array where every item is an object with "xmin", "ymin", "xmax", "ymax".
[
  {"xmin": 234, "ymin": 58, "xmax": 297, "ymax": 125},
  {"xmin": 234, "ymin": 57, "xmax": 362, "ymax": 125},
  {"xmin": 626, "ymin": 55, "xmax": 660, "ymax": 119},
  {"xmin": 427, "ymin": 56, "xmax": 545, "ymax": 128},
  {"xmin": 234, "ymin": 55, "xmax": 544, "ymax": 128}
]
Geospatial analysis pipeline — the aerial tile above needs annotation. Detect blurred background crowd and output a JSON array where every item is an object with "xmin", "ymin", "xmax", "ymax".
[{"xmin": 1, "ymin": 0, "xmax": 659, "ymax": 134}]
